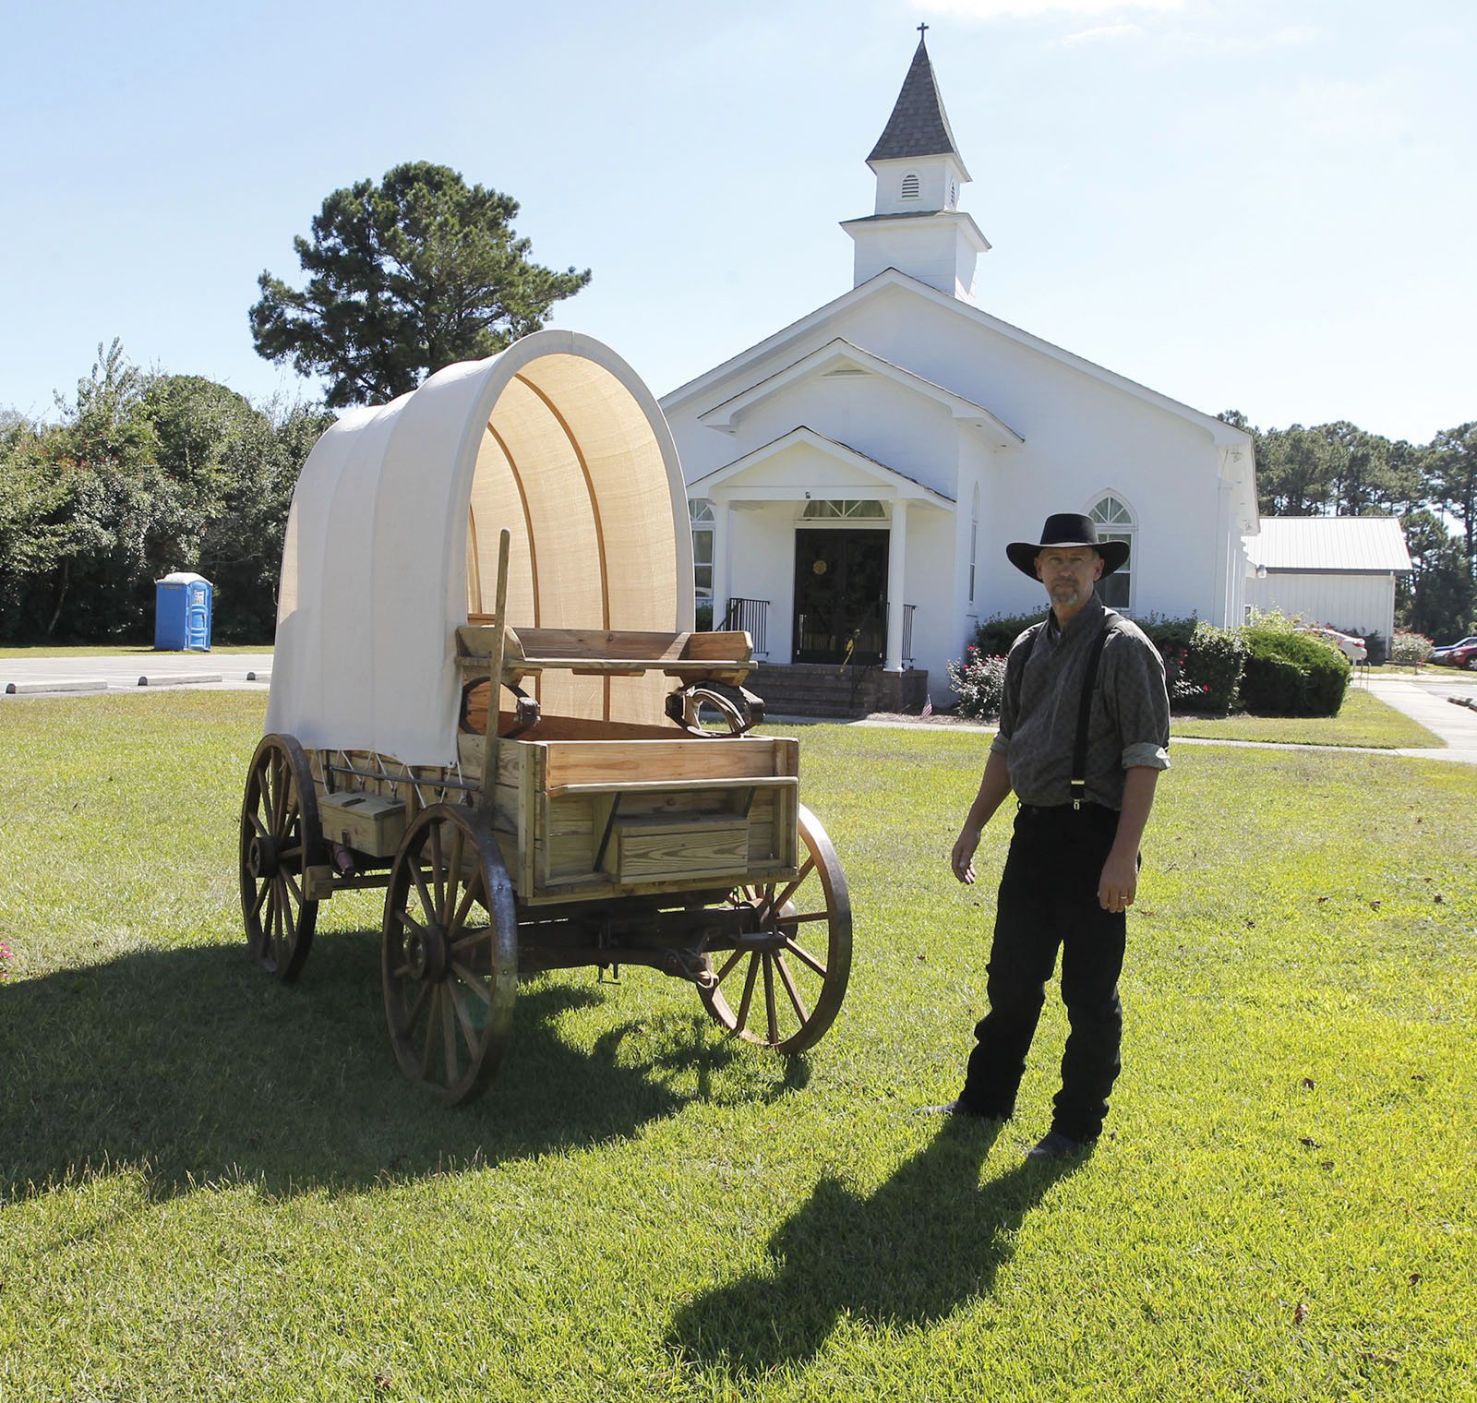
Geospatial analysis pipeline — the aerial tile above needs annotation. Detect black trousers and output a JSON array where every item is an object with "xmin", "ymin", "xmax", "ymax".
[{"xmin": 960, "ymin": 802, "xmax": 1127, "ymax": 1142}]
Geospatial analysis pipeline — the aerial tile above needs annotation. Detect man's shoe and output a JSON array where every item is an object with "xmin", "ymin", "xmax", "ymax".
[{"xmin": 1027, "ymin": 1130, "xmax": 1094, "ymax": 1160}]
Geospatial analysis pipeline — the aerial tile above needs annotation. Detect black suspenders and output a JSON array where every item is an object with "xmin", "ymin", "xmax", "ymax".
[
  {"xmin": 1070, "ymin": 621, "xmax": 1114, "ymax": 810},
  {"xmin": 1015, "ymin": 613, "xmax": 1116, "ymax": 811}
]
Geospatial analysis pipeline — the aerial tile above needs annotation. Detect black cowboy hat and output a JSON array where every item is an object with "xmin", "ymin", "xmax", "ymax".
[{"xmin": 1005, "ymin": 512, "xmax": 1130, "ymax": 579}]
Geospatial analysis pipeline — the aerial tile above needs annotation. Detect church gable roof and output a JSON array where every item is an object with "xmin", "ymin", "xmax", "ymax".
[
  {"xmin": 696, "ymin": 336, "xmax": 1023, "ymax": 447},
  {"xmin": 689, "ymin": 425, "xmax": 955, "ymax": 506},
  {"xmin": 868, "ymin": 36, "xmax": 963, "ymax": 166}
]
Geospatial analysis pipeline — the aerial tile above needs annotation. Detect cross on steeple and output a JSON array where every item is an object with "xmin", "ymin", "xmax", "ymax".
[{"xmin": 917, "ymin": 22, "xmax": 928, "ymax": 37}]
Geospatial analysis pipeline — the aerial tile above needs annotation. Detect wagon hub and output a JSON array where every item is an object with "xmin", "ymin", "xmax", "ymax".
[
  {"xmin": 247, "ymin": 833, "xmax": 279, "ymax": 881},
  {"xmin": 405, "ymin": 924, "xmax": 450, "ymax": 983}
]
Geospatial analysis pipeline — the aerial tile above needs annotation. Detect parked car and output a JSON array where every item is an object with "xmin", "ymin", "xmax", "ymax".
[
  {"xmin": 1431, "ymin": 635, "xmax": 1477, "ymax": 669},
  {"xmin": 1300, "ymin": 625, "xmax": 1368, "ymax": 664}
]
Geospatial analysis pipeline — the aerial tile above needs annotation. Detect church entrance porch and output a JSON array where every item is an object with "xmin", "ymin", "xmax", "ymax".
[{"xmin": 792, "ymin": 529, "xmax": 889, "ymax": 664}]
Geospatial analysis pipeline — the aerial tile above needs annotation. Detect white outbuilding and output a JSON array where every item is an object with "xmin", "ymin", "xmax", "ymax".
[
  {"xmin": 1243, "ymin": 516, "xmax": 1413, "ymax": 651},
  {"xmin": 661, "ymin": 35, "xmax": 1259, "ymax": 709}
]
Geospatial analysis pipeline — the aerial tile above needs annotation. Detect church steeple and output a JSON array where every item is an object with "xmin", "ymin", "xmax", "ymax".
[
  {"xmin": 867, "ymin": 29, "xmax": 970, "ymax": 179},
  {"xmin": 842, "ymin": 31, "xmax": 990, "ymax": 300}
]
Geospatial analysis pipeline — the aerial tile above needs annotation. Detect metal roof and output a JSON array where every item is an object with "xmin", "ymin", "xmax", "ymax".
[
  {"xmin": 1244, "ymin": 516, "xmax": 1413, "ymax": 573},
  {"xmin": 867, "ymin": 36, "xmax": 963, "ymax": 164}
]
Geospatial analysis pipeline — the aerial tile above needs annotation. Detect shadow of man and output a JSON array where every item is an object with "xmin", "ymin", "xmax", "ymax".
[{"xmin": 668, "ymin": 1121, "xmax": 1083, "ymax": 1378}]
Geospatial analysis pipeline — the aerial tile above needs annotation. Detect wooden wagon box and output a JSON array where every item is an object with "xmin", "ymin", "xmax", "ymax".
[{"xmin": 459, "ymin": 721, "xmax": 800, "ymax": 906}]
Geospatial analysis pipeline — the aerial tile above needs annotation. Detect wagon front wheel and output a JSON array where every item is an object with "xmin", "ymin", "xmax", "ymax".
[
  {"xmin": 700, "ymin": 804, "xmax": 852, "ymax": 1053},
  {"xmin": 239, "ymin": 733, "xmax": 322, "ymax": 981},
  {"xmin": 382, "ymin": 804, "xmax": 518, "ymax": 1105}
]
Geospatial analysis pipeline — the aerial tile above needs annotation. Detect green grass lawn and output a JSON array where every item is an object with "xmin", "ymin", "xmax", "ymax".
[
  {"xmin": 2, "ymin": 696, "xmax": 1473, "ymax": 1400},
  {"xmin": 1173, "ymin": 687, "xmax": 1443, "ymax": 749}
]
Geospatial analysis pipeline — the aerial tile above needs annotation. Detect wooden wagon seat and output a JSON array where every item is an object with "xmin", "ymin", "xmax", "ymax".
[{"xmin": 457, "ymin": 623, "xmax": 755, "ymax": 687}]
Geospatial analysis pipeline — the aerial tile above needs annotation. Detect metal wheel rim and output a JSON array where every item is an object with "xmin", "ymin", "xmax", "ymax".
[
  {"xmin": 382, "ymin": 803, "xmax": 518, "ymax": 1105},
  {"xmin": 238, "ymin": 733, "xmax": 320, "ymax": 981},
  {"xmin": 699, "ymin": 804, "xmax": 852, "ymax": 1053}
]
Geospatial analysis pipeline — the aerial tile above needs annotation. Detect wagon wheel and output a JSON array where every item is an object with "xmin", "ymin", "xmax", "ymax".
[
  {"xmin": 700, "ymin": 804, "xmax": 852, "ymax": 1053},
  {"xmin": 382, "ymin": 803, "xmax": 518, "ymax": 1105},
  {"xmin": 239, "ymin": 733, "xmax": 323, "ymax": 981}
]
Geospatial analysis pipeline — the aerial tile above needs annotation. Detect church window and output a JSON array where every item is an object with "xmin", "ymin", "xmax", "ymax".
[
  {"xmin": 901, "ymin": 172, "xmax": 921, "ymax": 200},
  {"xmin": 969, "ymin": 484, "xmax": 979, "ymax": 604},
  {"xmin": 690, "ymin": 498, "xmax": 715, "ymax": 602},
  {"xmin": 1088, "ymin": 493, "xmax": 1135, "ymax": 611},
  {"xmin": 801, "ymin": 499, "xmax": 887, "ymax": 520}
]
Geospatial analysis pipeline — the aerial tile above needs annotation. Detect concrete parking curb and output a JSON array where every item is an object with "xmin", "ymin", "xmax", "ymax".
[
  {"xmin": 136, "ymin": 673, "xmax": 223, "ymax": 687},
  {"xmin": 5, "ymin": 677, "xmax": 110, "ymax": 695}
]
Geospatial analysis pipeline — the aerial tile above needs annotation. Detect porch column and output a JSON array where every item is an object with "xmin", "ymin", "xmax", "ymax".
[
  {"xmin": 712, "ymin": 496, "xmax": 732, "ymax": 627},
  {"xmin": 885, "ymin": 498, "xmax": 909, "ymax": 671}
]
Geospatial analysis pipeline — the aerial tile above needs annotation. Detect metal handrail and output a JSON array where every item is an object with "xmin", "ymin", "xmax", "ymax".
[{"xmin": 721, "ymin": 597, "xmax": 769, "ymax": 658}]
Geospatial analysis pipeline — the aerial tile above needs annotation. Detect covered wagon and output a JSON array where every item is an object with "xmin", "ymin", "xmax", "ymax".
[{"xmin": 239, "ymin": 330, "xmax": 852, "ymax": 1102}]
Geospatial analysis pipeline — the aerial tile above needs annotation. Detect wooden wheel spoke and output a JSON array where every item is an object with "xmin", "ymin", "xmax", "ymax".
[
  {"xmin": 733, "ymin": 955, "xmax": 761, "ymax": 1035},
  {"xmin": 770, "ymin": 858, "xmax": 816, "ymax": 915},
  {"xmin": 248, "ymin": 810, "xmax": 270, "ymax": 842},
  {"xmin": 421, "ymin": 989, "xmax": 444, "ymax": 1079},
  {"xmin": 283, "ymin": 870, "xmax": 304, "ymax": 905},
  {"xmin": 404, "ymin": 979, "xmax": 431, "ymax": 1030},
  {"xmin": 712, "ymin": 947, "xmax": 746, "ymax": 987},
  {"xmin": 450, "ymin": 962, "xmax": 493, "ymax": 1003},
  {"xmin": 429, "ymin": 823, "xmax": 446, "ymax": 922},
  {"xmin": 449, "ymin": 923, "xmax": 491, "ymax": 956},
  {"xmin": 780, "ymin": 911, "xmax": 832, "ymax": 927},
  {"xmin": 447, "ymin": 979, "xmax": 481, "ymax": 1056},
  {"xmin": 250, "ymin": 875, "xmax": 271, "ymax": 919},
  {"xmin": 441, "ymin": 985, "xmax": 460, "ymax": 1083},
  {"xmin": 411, "ymin": 860, "xmax": 438, "ymax": 927},
  {"xmin": 782, "ymin": 936, "xmax": 828, "ymax": 978},
  {"xmin": 444, "ymin": 826, "xmax": 466, "ymax": 926},
  {"xmin": 279, "ymin": 877, "xmax": 298, "ymax": 948},
  {"xmin": 279, "ymin": 844, "xmax": 303, "ymax": 864},
  {"xmin": 448, "ymin": 863, "xmax": 481, "ymax": 938},
  {"xmin": 270, "ymin": 756, "xmax": 290, "ymax": 832},
  {"xmin": 395, "ymin": 909, "xmax": 429, "ymax": 939},
  {"xmin": 774, "ymin": 951, "xmax": 810, "ymax": 1025},
  {"xmin": 762, "ymin": 954, "xmax": 779, "ymax": 1044}
]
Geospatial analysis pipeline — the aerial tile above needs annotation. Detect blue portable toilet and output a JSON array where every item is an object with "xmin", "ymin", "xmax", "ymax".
[{"xmin": 154, "ymin": 572, "xmax": 214, "ymax": 651}]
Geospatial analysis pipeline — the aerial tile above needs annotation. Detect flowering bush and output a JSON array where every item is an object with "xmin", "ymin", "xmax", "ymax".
[
  {"xmin": 947, "ymin": 646, "xmax": 1008, "ymax": 720},
  {"xmin": 1391, "ymin": 630, "xmax": 1434, "ymax": 667}
]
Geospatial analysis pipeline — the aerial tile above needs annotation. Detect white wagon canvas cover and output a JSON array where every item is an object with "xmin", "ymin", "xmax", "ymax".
[{"xmin": 267, "ymin": 330, "xmax": 695, "ymax": 767}]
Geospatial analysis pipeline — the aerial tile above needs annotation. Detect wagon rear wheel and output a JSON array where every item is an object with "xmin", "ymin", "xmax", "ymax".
[
  {"xmin": 382, "ymin": 804, "xmax": 518, "ymax": 1105},
  {"xmin": 239, "ymin": 733, "xmax": 322, "ymax": 981},
  {"xmin": 700, "ymin": 804, "xmax": 852, "ymax": 1054}
]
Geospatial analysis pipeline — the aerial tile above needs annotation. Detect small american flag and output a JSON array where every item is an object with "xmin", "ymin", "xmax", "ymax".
[{"xmin": 921, "ymin": 696, "xmax": 934, "ymax": 718}]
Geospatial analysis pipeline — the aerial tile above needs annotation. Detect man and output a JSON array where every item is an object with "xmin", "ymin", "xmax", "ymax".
[{"xmin": 936, "ymin": 513, "xmax": 1170, "ymax": 1160}]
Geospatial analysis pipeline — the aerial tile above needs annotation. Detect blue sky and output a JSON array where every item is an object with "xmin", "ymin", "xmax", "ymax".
[{"xmin": 4, "ymin": 0, "xmax": 1473, "ymax": 443}]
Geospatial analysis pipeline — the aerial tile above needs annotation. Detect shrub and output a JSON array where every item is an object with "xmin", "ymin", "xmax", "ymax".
[
  {"xmin": 1391, "ymin": 630, "xmax": 1434, "ymax": 667},
  {"xmin": 1184, "ymin": 621, "xmax": 1245, "ymax": 714},
  {"xmin": 1137, "ymin": 615, "xmax": 1243, "ymax": 715},
  {"xmin": 947, "ymin": 648, "xmax": 1008, "ymax": 720},
  {"xmin": 1239, "ymin": 626, "xmax": 1350, "ymax": 716},
  {"xmin": 970, "ymin": 612, "xmax": 1043, "ymax": 658}
]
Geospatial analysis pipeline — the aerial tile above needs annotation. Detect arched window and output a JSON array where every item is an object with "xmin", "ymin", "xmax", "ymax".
[
  {"xmin": 801, "ymin": 499, "xmax": 887, "ymax": 520},
  {"xmin": 689, "ymin": 498, "xmax": 715, "ymax": 603},
  {"xmin": 1088, "ymin": 493, "xmax": 1135, "ymax": 611},
  {"xmin": 901, "ymin": 172, "xmax": 921, "ymax": 200}
]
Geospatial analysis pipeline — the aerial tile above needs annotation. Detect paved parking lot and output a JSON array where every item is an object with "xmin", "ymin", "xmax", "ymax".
[{"xmin": 2, "ymin": 652, "xmax": 273, "ymax": 696}]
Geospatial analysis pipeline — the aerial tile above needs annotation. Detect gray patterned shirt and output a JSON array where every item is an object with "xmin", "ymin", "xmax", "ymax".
[{"xmin": 989, "ymin": 594, "xmax": 1170, "ymax": 810}]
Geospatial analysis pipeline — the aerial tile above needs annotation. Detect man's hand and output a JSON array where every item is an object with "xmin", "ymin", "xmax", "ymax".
[
  {"xmin": 1097, "ymin": 847, "xmax": 1138, "ymax": 912},
  {"xmin": 951, "ymin": 827, "xmax": 981, "ymax": 885}
]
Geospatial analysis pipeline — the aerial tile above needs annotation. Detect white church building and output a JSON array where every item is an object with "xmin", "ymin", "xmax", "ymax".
[{"xmin": 660, "ymin": 35, "xmax": 1259, "ymax": 708}]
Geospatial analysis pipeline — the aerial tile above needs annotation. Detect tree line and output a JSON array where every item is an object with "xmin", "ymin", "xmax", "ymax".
[
  {"xmin": 0, "ymin": 163, "xmax": 587, "ymax": 646},
  {"xmin": 1220, "ymin": 412, "xmax": 1477, "ymax": 640}
]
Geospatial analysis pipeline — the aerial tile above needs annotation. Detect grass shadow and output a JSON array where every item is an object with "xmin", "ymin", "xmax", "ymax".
[
  {"xmin": 0, "ymin": 930, "xmax": 749, "ymax": 1203},
  {"xmin": 668, "ymin": 1120, "xmax": 1081, "ymax": 1377}
]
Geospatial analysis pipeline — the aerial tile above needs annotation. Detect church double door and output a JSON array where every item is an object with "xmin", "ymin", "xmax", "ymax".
[{"xmin": 792, "ymin": 529, "xmax": 889, "ymax": 664}]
